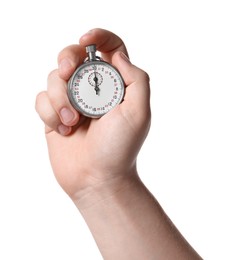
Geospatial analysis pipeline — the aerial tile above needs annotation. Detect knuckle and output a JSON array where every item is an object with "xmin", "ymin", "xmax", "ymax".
[
  {"xmin": 35, "ymin": 91, "xmax": 46, "ymax": 112},
  {"xmin": 57, "ymin": 44, "xmax": 75, "ymax": 62},
  {"xmin": 47, "ymin": 69, "xmax": 59, "ymax": 81},
  {"xmin": 35, "ymin": 91, "xmax": 59, "ymax": 128},
  {"xmin": 138, "ymin": 69, "xmax": 150, "ymax": 83},
  {"xmin": 44, "ymin": 111, "xmax": 58, "ymax": 127}
]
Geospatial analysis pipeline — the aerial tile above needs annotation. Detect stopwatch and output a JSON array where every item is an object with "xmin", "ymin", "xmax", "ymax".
[{"xmin": 67, "ymin": 45, "xmax": 125, "ymax": 118}]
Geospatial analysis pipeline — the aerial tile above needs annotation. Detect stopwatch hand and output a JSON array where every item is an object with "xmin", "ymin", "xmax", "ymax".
[
  {"xmin": 94, "ymin": 85, "xmax": 100, "ymax": 95},
  {"xmin": 93, "ymin": 74, "xmax": 100, "ymax": 95}
]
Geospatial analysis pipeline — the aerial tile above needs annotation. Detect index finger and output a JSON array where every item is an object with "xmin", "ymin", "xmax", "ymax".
[
  {"xmin": 79, "ymin": 28, "xmax": 129, "ymax": 63},
  {"xmin": 58, "ymin": 44, "xmax": 86, "ymax": 80}
]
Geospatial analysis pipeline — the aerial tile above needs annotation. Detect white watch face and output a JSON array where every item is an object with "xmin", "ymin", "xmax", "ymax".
[{"xmin": 68, "ymin": 61, "xmax": 125, "ymax": 118}]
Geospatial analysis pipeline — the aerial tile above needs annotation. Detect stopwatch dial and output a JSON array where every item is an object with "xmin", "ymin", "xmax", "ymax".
[
  {"xmin": 68, "ymin": 62, "xmax": 125, "ymax": 118},
  {"xmin": 88, "ymin": 72, "xmax": 103, "ymax": 95},
  {"xmin": 88, "ymin": 72, "xmax": 103, "ymax": 87}
]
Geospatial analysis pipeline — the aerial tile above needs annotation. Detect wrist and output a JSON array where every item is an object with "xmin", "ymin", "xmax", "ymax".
[{"xmin": 71, "ymin": 166, "xmax": 139, "ymax": 211}]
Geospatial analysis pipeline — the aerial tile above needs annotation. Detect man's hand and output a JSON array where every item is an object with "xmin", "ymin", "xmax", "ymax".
[{"xmin": 35, "ymin": 28, "xmax": 151, "ymax": 205}]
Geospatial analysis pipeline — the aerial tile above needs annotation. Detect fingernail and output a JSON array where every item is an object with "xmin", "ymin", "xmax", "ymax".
[
  {"xmin": 58, "ymin": 124, "xmax": 71, "ymax": 135},
  {"xmin": 120, "ymin": 52, "xmax": 131, "ymax": 64},
  {"xmin": 60, "ymin": 107, "xmax": 75, "ymax": 124}
]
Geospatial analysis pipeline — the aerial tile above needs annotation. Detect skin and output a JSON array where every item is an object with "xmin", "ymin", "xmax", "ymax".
[{"xmin": 35, "ymin": 28, "xmax": 202, "ymax": 259}]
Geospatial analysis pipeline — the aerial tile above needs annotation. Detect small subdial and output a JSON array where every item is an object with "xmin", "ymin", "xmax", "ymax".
[{"xmin": 88, "ymin": 72, "xmax": 103, "ymax": 87}]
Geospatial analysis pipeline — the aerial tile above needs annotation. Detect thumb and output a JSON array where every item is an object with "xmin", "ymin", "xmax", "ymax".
[{"xmin": 112, "ymin": 51, "xmax": 151, "ymax": 119}]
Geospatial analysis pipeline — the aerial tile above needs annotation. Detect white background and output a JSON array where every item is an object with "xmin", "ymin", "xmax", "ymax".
[{"xmin": 0, "ymin": 0, "xmax": 228, "ymax": 259}]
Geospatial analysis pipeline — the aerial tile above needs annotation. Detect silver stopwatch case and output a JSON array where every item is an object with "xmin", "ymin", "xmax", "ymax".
[{"xmin": 67, "ymin": 45, "xmax": 125, "ymax": 118}]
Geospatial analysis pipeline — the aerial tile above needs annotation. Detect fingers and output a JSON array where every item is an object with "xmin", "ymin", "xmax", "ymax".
[
  {"xmin": 79, "ymin": 28, "xmax": 128, "ymax": 63},
  {"xmin": 47, "ymin": 70, "xmax": 79, "ymax": 125},
  {"xmin": 58, "ymin": 44, "xmax": 86, "ymax": 81},
  {"xmin": 36, "ymin": 28, "xmax": 143, "ymax": 136},
  {"xmin": 35, "ymin": 91, "xmax": 72, "ymax": 135},
  {"xmin": 35, "ymin": 70, "xmax": 80, "ymax": 135},
  {"xmin": 58, "ymin": 28, "xmax": 128, "ymax": 75},
  {"xmin": 111, "ymin": 51, "xmax": 151, "ymax": 122},
  {"xmin": 57, "ymin": 28, "xmax": 129, "ymax": 82}
]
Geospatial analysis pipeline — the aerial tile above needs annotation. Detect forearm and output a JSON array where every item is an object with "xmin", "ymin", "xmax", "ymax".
[{"xmin": 73, "ymin": 169, "xmax": 202, "ymax": 260}]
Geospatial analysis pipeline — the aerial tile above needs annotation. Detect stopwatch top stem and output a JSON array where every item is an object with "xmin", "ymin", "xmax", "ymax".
[{"xmin": 86, "ymin": 44, "xmax": 97, "ymax": 61}]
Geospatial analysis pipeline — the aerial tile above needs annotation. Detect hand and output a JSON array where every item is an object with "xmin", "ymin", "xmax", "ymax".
[{"xmin": 35, "ymin": 28, "xmax": 151, "ymax": 205}]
